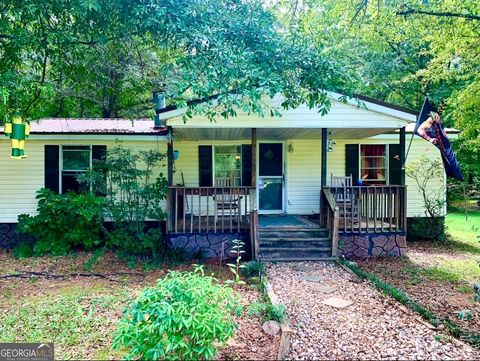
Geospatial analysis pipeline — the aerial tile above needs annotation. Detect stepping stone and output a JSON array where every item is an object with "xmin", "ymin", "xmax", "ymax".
[
  {"xmin": 294, "ymin": 265, "xmax": 317, "ymax": 272},
  {"xmin": 310, "ymin": 285, "xmax": 337, "ymax": 294},
  {"xmin": 299, "ymin": 274, "xmax": 323, "ymax": 283},
  {"xmin": 321, "ymin": 296, "xmax": 353, "ymax": 309}
]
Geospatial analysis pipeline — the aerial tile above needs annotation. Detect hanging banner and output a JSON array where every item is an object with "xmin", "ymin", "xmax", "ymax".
[
  {"xmin": 4, "ymin": 116, "xmax": 30, "ymax": 159},
  {"xmin": 415, "ymin": 97, "xmax": 463, "ymax": 181}
]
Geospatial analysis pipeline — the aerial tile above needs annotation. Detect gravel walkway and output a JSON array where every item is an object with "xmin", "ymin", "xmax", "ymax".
[{"xmin": 268, "ymin": 262, "xmax": 479, "ymax": 360}]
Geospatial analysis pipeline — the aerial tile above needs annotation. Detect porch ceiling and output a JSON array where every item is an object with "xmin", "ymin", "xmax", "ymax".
[{"xmin": 173, "ymin": 127, "xmax": 399, "ymax": 141}]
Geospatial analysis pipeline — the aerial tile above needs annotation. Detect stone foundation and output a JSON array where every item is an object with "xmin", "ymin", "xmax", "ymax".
[
  {"xmin": 0, "ymin": 223, "xmax": 35, "ymax": 249},
  {"xmin": 338, "ymin": 232, "xmax": 407, "ymax": 260},
  {"xmin": 167, "ymin": 232, "xmax": 250, "ymax": 259}
]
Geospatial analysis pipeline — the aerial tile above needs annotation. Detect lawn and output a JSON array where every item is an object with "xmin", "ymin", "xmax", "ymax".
[
  {"xmin": 359, "ymin": 210, "xmax": 480, "ymax": 342},
  {"xmin": 0, "ymin": 251, "xmax": 279, "ymax": 360}
]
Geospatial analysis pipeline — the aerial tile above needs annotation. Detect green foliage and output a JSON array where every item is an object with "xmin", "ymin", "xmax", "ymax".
[
  {"xmin": 112, "ymin": 266, "xmax": 238, "ymax": 360},
  {"xmin": 17, "ymin": 188, "xmax": 105, "ymax": 256},
  {"xmin": 1, "ymin": 0, "xmax": 351, "ymax": 124},
  {"xmin": 12, "ymin": 242, "xmax": 34, "ymax": 258},
  {"xmin": 474, "ymin": 284, "xmax": 480, "ymax": 303},
  {"xmin": 80, "ymin": 146, "xmax": 168, "ymax": 257},
  {"xmin": 83, "ymin": 247, "xmax": 106, "ymax": 272},
  {"xmin": 226, "ymin": 239, "xmax": 246, "ymax": 285},
  {"xmin": 247, "ymin": 301, "xmax": 286, "ymax": 323},
  {"xmin": 241, "ymin": 261, "xmax": 266, "ymax": 279}
]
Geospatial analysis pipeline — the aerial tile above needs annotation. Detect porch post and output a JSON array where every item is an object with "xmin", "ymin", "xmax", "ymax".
[
  {"xmin": 400, "ymin": 126, "xmax": 407, "ymax": 231},
  {"xmin": 400, "ymin": 126, "xmax": 406, "ymax": 186},
  {"xmin": 321, "ymin": 128, "xmax": 327, "ymax": 187},
  {"xmin": 251, "ymin": 128, "xmax": 257, "ymax": 188},
  {"xmin": 320, "ymin": 128, "xmax": 328, "ymax": 225},
  {"xmin": 167, "ymin": 126, "xmax": 174, "ymax": 232}
]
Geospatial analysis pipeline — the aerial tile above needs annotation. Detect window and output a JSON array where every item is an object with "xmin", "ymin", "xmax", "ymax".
[
  {"xmin": 61, "ymin": 145, "xmax": 91, "ymax": 193},
  {"xmin": 360, "ymin": 145, "xmax": 387, "ymax": 185},
  {"xmin": 214, "ymin": 145, "xmax": 242, "ymax": 186}
]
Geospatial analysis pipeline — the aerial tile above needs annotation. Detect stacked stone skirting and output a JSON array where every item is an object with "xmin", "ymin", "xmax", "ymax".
[
  {"xmin": 167, "ymin": 232, "xmax": 250, "ymax": 259},
  {"xmin": 0, "ymin": 223, "xmax": 35, "ymax": 249},
  {"xmin": 338, "ymin": 232, "xmax": 407, "ymax": 260}
]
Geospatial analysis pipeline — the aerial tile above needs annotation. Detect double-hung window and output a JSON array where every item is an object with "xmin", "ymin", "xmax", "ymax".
[
  {"xmin": 214, "ymin": 145, "xmax": 242, "ymax": 186},
  {"xmin": 360, "ymin": 145, "xmax": 387, "ymax": 185},
  {"xmin": 61, "ymin": 145, "xmax": 92, "ymax": 193}
]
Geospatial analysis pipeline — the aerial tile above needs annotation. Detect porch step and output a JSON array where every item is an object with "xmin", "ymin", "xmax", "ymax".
[
  {"xmin": 259, "ymin": 228, "xmax": 329, "ymax": 239},
  {"xmin": 259, "ymin": 238, "xmax": 331, "ymax": 248},
  {"xmin": 259, "ymin": 247, "xmax": 333, "ymax": 261},
  {"xmin": 258, "ymin": 225, "xmax": 333, "ymax": 261}
]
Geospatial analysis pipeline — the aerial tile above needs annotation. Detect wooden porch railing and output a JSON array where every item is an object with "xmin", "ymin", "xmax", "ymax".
[
  {"xmin": 323, "ymin": 185, "xmax": 407, "ymax": 233},
  {"xmin": 320, "ymin": 188, "xmax": 340, "ymax": 257},
  {"xmin": 167, "ymin": 186, "xmax": 256, "ymax": 234}
]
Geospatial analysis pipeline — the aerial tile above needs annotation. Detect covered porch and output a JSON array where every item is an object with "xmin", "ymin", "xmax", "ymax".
[{"xmin": 162, "ymin": 94, "xmax": 415, "ymax": 259}]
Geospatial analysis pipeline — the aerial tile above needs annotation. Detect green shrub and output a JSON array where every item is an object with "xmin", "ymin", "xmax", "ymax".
[
  {"xmin": 112, "ymin": 266, "xmax": 239, "ymax": 360},
  {"xmin": 79, "ymin": 147, "xmax": 168, "ymax": 257},
  {"xmin": 241, "ymin": 261, "xmax": 265, "ymax": 279},
  {"xmin": 17, "ymin": 188, "xmax": 105, "ymax": 255},
  {"xmin": 12, "ymin": 242, "xmax": 34, "ymax": 258},
  {"xmin": 247, "ymin": 301, "xmax": 286, "ymax": 323}
]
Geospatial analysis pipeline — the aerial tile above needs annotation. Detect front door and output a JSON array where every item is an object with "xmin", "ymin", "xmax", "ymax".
[{"xmin": 258, "ymin": 143, "xmax": 284, "ymax": 213}]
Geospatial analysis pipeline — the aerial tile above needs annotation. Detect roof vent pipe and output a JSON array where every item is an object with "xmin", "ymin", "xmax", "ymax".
[{"xmin": 153, "ymin": 92, "xmax": 166, "ymax": 129}]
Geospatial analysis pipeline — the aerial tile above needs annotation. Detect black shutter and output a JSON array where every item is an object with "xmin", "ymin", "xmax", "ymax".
[
  {"xmin": 345, "ymin": 144, "xmax": 359, "ymax": 180},
  {"xmin": 241, "ymin": 144, "xmax": 252, "ymax": 186},
  {"xmin": 198, "ymin": 145, "xmax": 213, "ymax": 186},
  {"xmin": 389, "ymin": 144, "xmax": 402, "ymax": 185},
  {"xmin": 92, "ymin": 145, "xmax": 107, "ymax": 163},
  {"xmin": 44, "ymin": 145, "xmax": 60, "ymax": 193}
]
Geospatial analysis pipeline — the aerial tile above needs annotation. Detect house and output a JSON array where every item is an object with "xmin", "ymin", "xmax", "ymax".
[{"xmin": 0, "ymin": 93, "xmax": 453, "ymax": 260}]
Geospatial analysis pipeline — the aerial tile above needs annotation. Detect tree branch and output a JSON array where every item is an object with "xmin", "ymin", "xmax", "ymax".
[{"xmin": 397, "ymin": 8, "xmax": 480, "ymax": 21}]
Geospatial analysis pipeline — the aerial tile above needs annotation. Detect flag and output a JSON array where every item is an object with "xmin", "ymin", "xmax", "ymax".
[{"xmin": 415, "ymin": 97, "xmax": 463, "ymax": 181}]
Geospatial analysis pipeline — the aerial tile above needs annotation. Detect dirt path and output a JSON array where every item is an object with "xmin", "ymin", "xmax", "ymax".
[{"xmin": 268, "ymin": 262, "xmax": 479, "ymax": 360}]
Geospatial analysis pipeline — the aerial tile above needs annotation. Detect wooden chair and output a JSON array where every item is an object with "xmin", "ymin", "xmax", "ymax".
[
  {"xmin": 214, "ymin": 177, "xmax": 242, "ymax": 225},
  {"xmin": 330, "ymin": 174, "xmax": 357, "ymax": 222}
]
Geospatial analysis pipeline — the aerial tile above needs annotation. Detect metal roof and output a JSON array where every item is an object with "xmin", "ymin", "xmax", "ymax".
[{"xmin": 0, "ymin": 118, "xmax": 167, "ymax": 135}]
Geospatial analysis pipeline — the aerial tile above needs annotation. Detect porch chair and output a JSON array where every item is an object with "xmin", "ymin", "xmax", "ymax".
[
  {"xmin": 213, "ymin": 177, "xmax": 242, "ymax": 225},
  {"xmin": 330, "ymin": 174, "xmax": 358, "ymax": 224}
]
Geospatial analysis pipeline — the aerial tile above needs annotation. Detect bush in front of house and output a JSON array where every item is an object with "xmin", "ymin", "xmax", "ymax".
[
  {"xmin": 80, "ymin": 146, "xmax": 168, "ymax": 258},
  {"xmin": 112, "ymin": 266, "xmax": 239, "ymax": 360},
  {"xmin": 17, "ymin": 147, "xmax": 169, "ymax": 259},
  {"xmin": 17, "ymin": 188, "xmax": 105, "ymax": 255}
]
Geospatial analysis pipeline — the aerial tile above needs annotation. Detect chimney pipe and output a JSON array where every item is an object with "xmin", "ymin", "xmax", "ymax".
[{"xmin": 153, "ymin": 92, "xmax": 166, "ymax": 129}]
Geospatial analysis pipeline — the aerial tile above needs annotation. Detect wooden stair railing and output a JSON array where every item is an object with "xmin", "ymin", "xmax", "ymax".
[{"xmin": 321, "ymin": 188, "xmax": 340, "ymax": 257}]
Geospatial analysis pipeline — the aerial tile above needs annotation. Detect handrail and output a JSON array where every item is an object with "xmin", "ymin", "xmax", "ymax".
[
  {"xmin": 321, "ymin": 188, "xmax": 340, "ymax": 257},
  {"xmin": 323, "ymin": 188, "xmax": 338, "ymax": 212}
]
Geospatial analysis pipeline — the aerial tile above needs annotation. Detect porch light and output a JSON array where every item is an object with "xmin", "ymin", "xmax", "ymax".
[{"xmin": 328, "ymin": 139, "xmax": 335, "ymax": 152}]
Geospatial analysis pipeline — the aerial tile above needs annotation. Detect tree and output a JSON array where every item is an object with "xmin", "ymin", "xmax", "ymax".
[
  {"xmin": 0, "ymin": 0, "xmax": 352, "ymax": 123},
  {"xmin": 293, "ymin": 0, "xmax": 480, "ymax": 180}
]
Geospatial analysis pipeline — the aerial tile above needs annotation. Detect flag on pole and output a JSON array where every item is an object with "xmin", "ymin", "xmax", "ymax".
[{"xmin": 415, "ymin": 97, "xmax": 463, "ymax": 181}]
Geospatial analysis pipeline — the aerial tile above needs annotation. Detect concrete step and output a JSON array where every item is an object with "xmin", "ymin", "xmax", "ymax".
[
  {"xmin": 259, "ymin": 247, "xmax": 332, "ymax": 261},
  {"xmin": 260, "ymin": 256, "xmax": 337, "ymax": 262},
  {"xmin": 259, "ymin": 238, "xmax": 331, "ymax": 248},
  {"xmin": 258, "ymin": 228, "xmax": 329, "ymax": 239}
]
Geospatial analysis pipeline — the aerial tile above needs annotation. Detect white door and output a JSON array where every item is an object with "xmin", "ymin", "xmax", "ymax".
[{"xmin": 258, "ymin": 142, "xmax": 284, "ymax": 213}]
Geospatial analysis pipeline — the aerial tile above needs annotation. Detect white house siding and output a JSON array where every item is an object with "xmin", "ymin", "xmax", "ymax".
[
  {"xmin": 0, "ymin": 137, "xmax": 166, "ymax": 223},
  {"xmin": 327, "ymin": 136, "xmax": 445, "ymax": 218},
  {"xmin": 0, "ymin": 134, "xmax": 446, "ymax": 223}
]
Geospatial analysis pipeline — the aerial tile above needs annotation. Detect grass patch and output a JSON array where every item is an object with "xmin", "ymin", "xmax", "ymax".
[
  {"xmin": 0, "ymin": 287, "xmax": 131, "ymax": 359},
  {"xmin": 445, "ymin": 210, "xmax": 480, "ymax": 254},
  {"xmin": 340, "ymin": 260, "xmax": 480, "ymax": 349}
]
